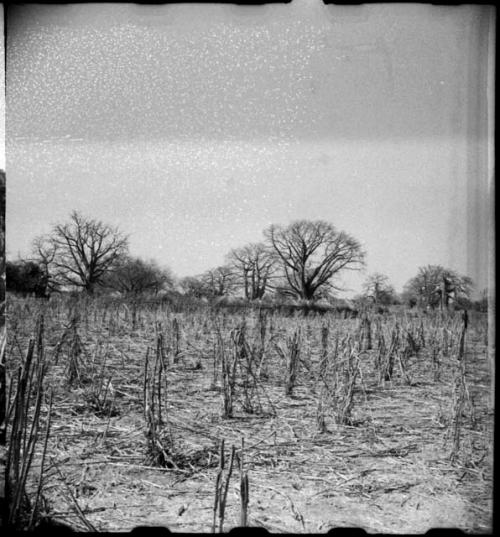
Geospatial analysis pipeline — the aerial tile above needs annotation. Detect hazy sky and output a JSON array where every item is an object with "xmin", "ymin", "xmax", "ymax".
[{"xmin": 6, "ymin": 2, "xmax": 494, "ymax": 296}]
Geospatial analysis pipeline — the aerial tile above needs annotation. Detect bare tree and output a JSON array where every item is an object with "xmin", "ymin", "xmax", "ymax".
[
  {"xmin": 403, "ymin": 265, "xmax": 473, "ymax": 309},
  {"xmin": 264, "ymin": 220, "xmax": 365, "ymax": 301},
  {"xmin": 227, "ymin": 242, "xmax": 276, "ymax": 300},
  {"xmin": 31, "ymin": 235, "xmax": 59, "ymax": 292},
  {"xmin": 202, "ymin": 265, "xmax": 237, "ymax": 298},
  {"xmin": 34, "ymin": 211, "xmax": 128, "ymax": 295},
  {"xmin": 104, "ymin": 256, "xmax": 174, "ymax": 297},
  {"xmin": 362, "ymin": 273, "xmax": 396, "ymax": 305}
]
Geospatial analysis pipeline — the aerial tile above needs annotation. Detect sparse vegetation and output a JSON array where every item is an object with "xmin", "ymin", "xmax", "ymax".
[{"xmin": 3, "ymin": 292, "xmax": 493, "ymax": 532}]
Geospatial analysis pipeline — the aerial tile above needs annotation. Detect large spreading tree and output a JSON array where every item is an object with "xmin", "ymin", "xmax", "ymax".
[
  {"xmin": 264, "ymin": 220, "xmax": 365, "ymax": 301},
  {"xmin": 33, "ymin": 211, "xmax": 128, "ymax": 295}
]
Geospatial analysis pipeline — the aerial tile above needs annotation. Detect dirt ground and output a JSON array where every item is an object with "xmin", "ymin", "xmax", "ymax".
[{"xmin": 6, "ymin": 300, "xmax": 494, "ymax": 533}]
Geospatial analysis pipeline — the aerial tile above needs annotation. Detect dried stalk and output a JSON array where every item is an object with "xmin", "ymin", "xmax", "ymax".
[
  {"xmin": 219, "ymin": 445, "xmax": 236, "ymax": 532},
  {"xmin": 240, "ymin": 438, "xmax": 249, "ymax": 527},
  {"xmin": 5, "ymin": 328, "xmax": 51, "ymax": 530},
  {"xmin": 28, "ymin": 389, "xmax": 54, "ymax": 529},
  {"xmin": 143, "ymin": 340, "xmax": 172, "ymax": 467},
  {"xmin": 276, "ymin": 328, "xmax": 301, "ymax": 397},
  {"xmin": 212, "ymin": 440, "xmax": 225, "ymax": 533},
  {"xmin": 221, "ymin": 327, "xmax": 239, "ymax": 418}
]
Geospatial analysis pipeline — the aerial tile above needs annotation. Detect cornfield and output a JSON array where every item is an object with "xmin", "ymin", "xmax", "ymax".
[{"xmin": 2, "ymin": 294, "xmax": 493, "ymax": 532}]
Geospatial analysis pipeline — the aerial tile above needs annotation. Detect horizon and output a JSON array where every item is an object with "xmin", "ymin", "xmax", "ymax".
[
  {"xmin": 5, "ymin": 3, "xmax": 494, "ymax": 298},
  {"xmin": 2, "ymin": 206, "xmax": 487, "ymax": 299}
]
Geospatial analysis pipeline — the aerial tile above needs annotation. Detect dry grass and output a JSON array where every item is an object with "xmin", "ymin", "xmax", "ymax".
[{"xmin": 4, "ymin": 294, "xmax": 493, "ymax": 533}]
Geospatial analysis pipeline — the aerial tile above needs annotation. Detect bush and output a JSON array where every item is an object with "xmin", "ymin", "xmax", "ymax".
[{"xmin": 6, "ymin": 260, "xmax": 49, "ymax": 298}]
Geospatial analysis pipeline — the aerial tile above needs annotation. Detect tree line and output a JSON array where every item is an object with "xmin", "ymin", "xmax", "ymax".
[{"xmin": 5, "ymin": 210, "xmax": 483, "ymax": 311}]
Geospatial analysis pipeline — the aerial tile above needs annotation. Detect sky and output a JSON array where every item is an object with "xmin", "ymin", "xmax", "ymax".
[{"xmin": 5, "ymin": 2, "xmax": 495, "ymax": 297}]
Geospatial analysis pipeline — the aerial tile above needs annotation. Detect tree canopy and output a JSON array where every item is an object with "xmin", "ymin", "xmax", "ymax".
[
  {"xmin": 227, "ymin": 242, "xmax": 275, "ymax": 300},
  {"xmin": 180, "ymin": 266, "xmax": 237, "ymax": 300},
  {"xmin": 403, "ymin": 265, "xmax": 473, "ymax": 309},
  {"xmin": 362, "ymin": 273, "xmax": 397, "ymax": 305},
  {"xmin": 201, "ymin": 265, "xmax": 237, "ymax": 298},
  {"xmin": 180, "ymin": 275, "xmax": 211, "ymax": 299},
  {"xmin": 33, "ymin": 211, "xmax": 128, "ymax": 295},
  {"xmin": 10, "ymin": 208, "xmax": 478, "ymax": 310},
  {"xmin": 104, "ymin": 256, "xmax": 174, "ymax": 297},
  {"xmin": 264, "ymin": 220, "xmax": 365, "ymax": 301},
  {"xmin": 6, "ymin": 260, "xmax": 49, "ymax": 297}
]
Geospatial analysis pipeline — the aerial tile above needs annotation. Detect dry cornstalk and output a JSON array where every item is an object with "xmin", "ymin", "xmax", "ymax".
[
  {"xmin": 5, "ymin": 322, "xmax": 51, "ymax": 530},
  {"xmin": 239, "ymin": 438, "xmax": 249, "ymax": 527},
  {"xmin": 172, "ymin": 317, "xmax": 181, "ymax": 364},
  {"xmin": 220, "ymin": 327, "xmax": 239, "ymax": 418},
  {"xmin": 212, "ymin": 439, "xmax": 236, "ymax": 533},
  {"xmin": 359, "ymin": 314, "xmax": 372, "ymax": 351},
  {"xmin": 143, "ymin": 340, "xmax": 173, "ymax": 467},
  {"xmin": 212, "ymin": 439, "xmax": 225, "ymax": 533},
  {"xmin": 276, "ymin": 328, "xmax": 301, "ymax": 397}
]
